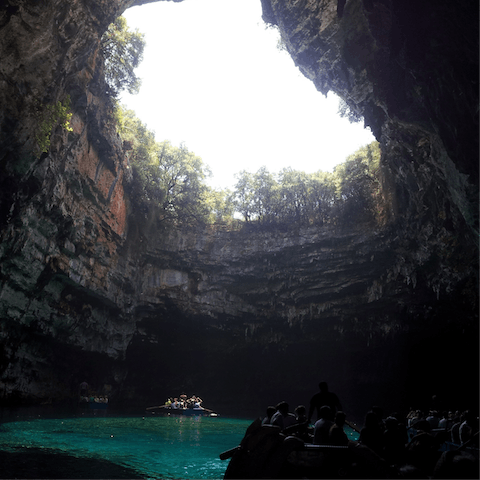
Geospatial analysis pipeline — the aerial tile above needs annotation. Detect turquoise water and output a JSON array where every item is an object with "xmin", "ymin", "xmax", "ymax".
[
  {"xmin": 0, "ymin": 414, "xmax": 360, "ymax": 479},
  {"xmin": 0, "ymin": 414, "xmax": 251, "ymax": 479}
]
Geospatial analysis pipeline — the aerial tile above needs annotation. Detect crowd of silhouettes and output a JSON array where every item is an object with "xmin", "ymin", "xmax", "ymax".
[{"xmin": 260, "ymin": 384, "xmax": 479, "ymax": 478}]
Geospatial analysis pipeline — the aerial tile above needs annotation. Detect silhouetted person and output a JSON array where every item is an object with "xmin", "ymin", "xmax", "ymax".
[
  {"xmin": 426, "ymin": 410, "xmax": 440, "ymax": 429},
  {"xmin": 406, "ymin": 431, "xmax": 440, "ymax": 475},
  {"xmin": 383, "ymin": 416, "xmax": 406, "ymax": 465},
  {"xmin": 308, "ymin": 382, "xmax": 342, "ymax": 423},
  {"xmin": 412, "ymin": 411, "xmax": 431, "ymax": 434},
  {"xmin": 284, "ymin": 405, "xmax": 312, "ymax": 442},
  {"xmin": 450, "ymin": 412, "xmax": 464, "ymax": 444},
  {"xmin": 313, "ymin": 405, "xmax": 334, "ymax": 444},
  {"xmin": 437, "ymin": 411, "xmax": 449, "ymax": 429},
  {"xmin": 459, "ymin": 410, "xmax": 479, "ymax": 445},
  {"xmin": 358, "ymin": 411, "xmax": 383, "ymax": 455},
  {"xmin": 433, "ymin": 450, "xmax": 479, "ymax": 479},
  {"xmin": 329, "ymin": 411, "xmax": 349, "ymax": 446},
  {"xmin": 372, "ymin": 406, "xmax": 385, "ymax": 431},
  {"xmin": 262, "ymin": 405, "xmax": 276, "ymax": 425},
  {"xmin": 271, "ymin": 401, "xmax": 296, "ymax": 431},
  {"xmin": 294, "ymin": 404, "xmax": 308, "ymax": 423}
]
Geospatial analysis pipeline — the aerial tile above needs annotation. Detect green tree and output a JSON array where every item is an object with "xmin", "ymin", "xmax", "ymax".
[
  {"xmin": 101, "ymin": 16, "xmax": 146, "ymax": 97},
  {"xmin": 115, "ymin": 104, "xmax": 227, "ymax": 226},
  {"xmin": 153, "ymin": 141, "xmax": 213, "ymax": 224},
  {"xmin": 228, "ymin": 142, "xmax": 383, "ymax": 228},
  {"xmin": 206, "ymin": 188, "xmax": 235, "ymax": 224},
  {"xmin": 306, "ymin": 171, "xmax": 336, "ymax": 225},
  {"xmin": 232, "ymin": 170, "xmax": 256, "ymax": 222},
  {"xmin": 333, "ymin": 142, "xmax": 383, "ymax": 224},
  {"xmin": 337, "ymin": 97, "xmax": 363, "ymax": 123},
  {"xmin": 252, "ymin": 166, "xmax": 278, "ymax": 223},
  {"xmin": 277, "ymin": 168, "xmax": 310, "ymax": 224},
  {"xmin": 114, "ymin": 104, "xmax": 158, "ymax": 213},
  {"xmin": 114, "ymin": 103, "xmax": 156, "ymax": 166}
]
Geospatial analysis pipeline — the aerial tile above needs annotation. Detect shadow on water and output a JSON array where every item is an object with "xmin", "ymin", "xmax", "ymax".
[
  {"xmin": 0, "ymin": 406, "xmax": 142, "ymax": 479},
  {"xmin": 0, "ymin": 405, "xmax": 253, "ymax": 479},
  {"xmin": 0, "ymin": 448, "xmax": 143, "ymax": 479}
]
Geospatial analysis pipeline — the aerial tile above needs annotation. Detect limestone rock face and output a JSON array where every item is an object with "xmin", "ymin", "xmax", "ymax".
[
  {"xmin": 0, "ymin": 0, "xmax": 477, "ymax": 417},
  {"xmin": 0, "ymin": 0, "xmax": 140, "ymax": 403}
]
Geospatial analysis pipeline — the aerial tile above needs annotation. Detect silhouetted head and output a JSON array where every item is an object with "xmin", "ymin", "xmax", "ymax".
[
  {"xmin": 365, "ymin": 411, "xmax": 379, "ymax": 429},
  {"xmin": 385, "ymin": 416, "xmax": 399, "ymax": 430},
  {"xmin": 266, "ymin": 406, "xmax": 276, "ymax": 418},
  {"xmin": 371, "ymin": 405, "xmax": 383, "ymax": 420},
  {"xmin": 319, "ymin": 382, "xmax": 328, "ymax": 392},
  {"xmin": 335, "ymin": 411, "xmax": 346, "ymax": 427},
  {"xmin": 295, "ymin": 405, "xmax": 306, "ymax": 417},
  {"xmin": 319, "ymin": 405, "xmax": 333, "ymax": 420},
  {"xmin": 276, "ymin": 401, "xmax": 289, "ymax": 415}
]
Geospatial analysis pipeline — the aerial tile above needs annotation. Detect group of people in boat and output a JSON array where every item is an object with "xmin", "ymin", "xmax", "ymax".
[
  {"xmin": 164, "ymin": 394, "xmax": 204, "ymax": 410},
  {"xmin": 79, "ymin": 395, "xmax": 109, "ymax": 404},
  {"xmin": 261, "ymin": 382, "xmax": 349, "ymax": 446},
  {"xmin": 259, "ymin": 382, "xmax": 478, "ymax": 478},
  {"xmin": 406, "ymin": 407, "xmax": 477, "ymax": 445}
]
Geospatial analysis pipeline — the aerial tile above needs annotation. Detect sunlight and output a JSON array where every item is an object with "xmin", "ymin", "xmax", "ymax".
[{"xmin": 120, "ymin": 0, "xmax": 375, "ymax": 189}]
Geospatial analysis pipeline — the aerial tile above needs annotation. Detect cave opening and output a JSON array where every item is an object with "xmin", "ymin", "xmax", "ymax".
[{"xmin": 119, "ymin": 0, "xmax": 376, "ymax": 190}]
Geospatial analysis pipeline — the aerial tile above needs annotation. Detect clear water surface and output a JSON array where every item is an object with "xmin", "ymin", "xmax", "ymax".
[
  {"xmin": 0, "ymin": 414, "xmax": 252, "ymax": 479},
  {"xmin": 0, "ymin": 414, "xmax": 360, "ymax": 479}
]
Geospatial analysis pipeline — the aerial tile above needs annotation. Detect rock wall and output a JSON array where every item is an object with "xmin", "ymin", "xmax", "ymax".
[
  {"xmin": 0, "ymin": 0, "xmax": 142, "ymax": 403},
  {"xmin": 0, "ymin": 0, "xmax": 477, "ymax": 418}
]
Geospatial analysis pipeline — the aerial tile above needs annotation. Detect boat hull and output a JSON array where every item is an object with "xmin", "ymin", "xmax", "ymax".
[
  {"xmin": 159, "ymin": 407, "xmax": 210, "ymax": 416},
  {"xmin": 222, "ymin": 418, "xmax": 389, "ymax": 479}
]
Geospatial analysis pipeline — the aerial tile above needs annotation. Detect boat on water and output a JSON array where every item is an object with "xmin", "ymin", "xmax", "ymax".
[
  {"xmin": 220, "ymin": 419, "xmax": 365, "ymax": 479},
  {"xmin": 79, "ymin": 396, "xmax": 108, "ymax": 410},
  {"xmin": 146, "ymin": 394, "xmax": 218, "ymax": 417},
  {"xmin": 220, "ymin": 418, "xmax": 479, "ymax": 479},
  {"xmin": 149, "ymin": 406, "xmax": 217, "ymax": 417}
]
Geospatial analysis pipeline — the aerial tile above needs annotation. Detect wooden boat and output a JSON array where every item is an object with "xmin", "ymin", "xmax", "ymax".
[
  {"xmin": 221, "ymin": 418, "xmax": 389, "ymax": 479},
  {"xmin": 162, "ymin": 406, "xmax": 215, "ymax": 416},
  {"xmin": 222, "ymin": 420, "xmax": 479, "ymax": 479},
  {"xmin": 146, "ymin": 405, "xmax": 218, "ymax": 417}
]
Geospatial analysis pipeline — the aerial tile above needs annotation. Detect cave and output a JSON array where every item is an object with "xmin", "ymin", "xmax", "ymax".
[{"xmin": 0, "ymin": 0, "xmax": 478, "ymax": 423}]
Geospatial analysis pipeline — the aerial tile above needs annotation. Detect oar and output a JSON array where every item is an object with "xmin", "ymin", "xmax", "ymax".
[
  {"xmin": 204, "ymin": 408, "xmax": 218, "ymax": 417},
  {"xmin": 146, "ymin": 405, "xmax": 167, "ymax": 411},
  {"xmin": 202, "ymin": 407, "xmax": 217, "ymax": 413},
  {"xmin": 200, "ymin": 407, "xmax": 218, "ymax": 415},
  {"xmin": 219, "ymin": 446, "xmax": 241, "ymax": 460},
  {"xmin": 345, "ymin": 419, "xmax": 361, "ymax": 434}
]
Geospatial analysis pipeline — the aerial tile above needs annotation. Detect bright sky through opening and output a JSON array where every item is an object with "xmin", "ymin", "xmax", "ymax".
[{"xmin": 120, "ymin": 0, "xmax": 375, "ymax": 190}]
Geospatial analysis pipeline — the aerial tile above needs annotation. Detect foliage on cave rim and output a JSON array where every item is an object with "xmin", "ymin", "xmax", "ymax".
[
  {"xmin": 101, "ymin": 16, "xmax": 146, "ymax": 98},
  {"xmin": 102, "ymin": 14, "xmax": 389, "ymax": 231},
  {"xmin": 115, "ymin": 103, "xmax": 388, "ymax": 230}
]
